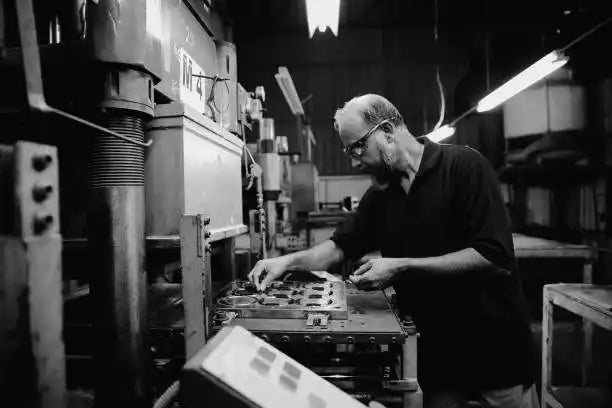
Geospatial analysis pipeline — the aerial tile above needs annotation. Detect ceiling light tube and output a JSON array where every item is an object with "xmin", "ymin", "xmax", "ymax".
[
  {"xmin": 426, "ymin": 124, "xmax": 455, "ymax": 142},
  {"xmin": 476, "ymin": 50, "xmax": 568, "ymax": 113},
  {"xmin": 305, "ymin": 0, "xmax": 340, "ymax": 38},
  {"xmin": 275, "ymin": 67, "xmax": 304, "ymax": 116}
]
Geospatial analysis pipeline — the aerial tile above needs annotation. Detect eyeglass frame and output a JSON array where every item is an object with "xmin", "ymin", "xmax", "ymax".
[{"xmin": 341, "ymin": 118, "xmax": 394, "ymax": 158}]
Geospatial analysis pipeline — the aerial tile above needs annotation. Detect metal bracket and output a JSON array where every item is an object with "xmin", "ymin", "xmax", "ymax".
[
  {"xmin": 249, "ymin": 209, "xmax": 266, "ymax": 261},
  {"xmin": 180, "ymin": 214, "xmax": 213, "ymax": 359},
  {"xmin": 196, "ymin": 214, "xmax": 212, "ymax": 257},
  {"xmin": 306, "ymin": 313, "xmax": 329, "ymax": 328},
  {"xmin": 14, "ymin": 142, "xmax": 60, "ymax": 239},
  {"xmin": 0, "ymin": 141, "xmax": 65, "ymax": 408}
]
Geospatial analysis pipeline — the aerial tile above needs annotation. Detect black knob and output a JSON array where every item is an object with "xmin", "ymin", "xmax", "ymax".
[
  {"xmin": 33, "ymin": 214, "xmax": 54, "ymax": 234},
  {"xmin": 32, "ymin": 154, "xmax": 53, "ymax": 171},
  {"xmin": 32, "ymin": 185, "xmax": 53, "ymax": 202}
]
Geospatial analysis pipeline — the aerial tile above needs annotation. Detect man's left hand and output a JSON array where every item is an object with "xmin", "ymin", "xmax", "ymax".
[{"xmin": 349, "ymin": 258, "xmax": 401, "ymax": 291}]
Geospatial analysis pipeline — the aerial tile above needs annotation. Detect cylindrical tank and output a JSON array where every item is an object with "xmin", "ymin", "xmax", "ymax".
[
  {"xmin": 503, "ymin": 69, "xmax": 586, "ymax": 138},
  {"xmin": 258, "ymin": 153, "xmax": 281, "ymax": 192},
  {"xmin": 259, "ymin": 118, "xmax": 275, "ymax": 141}
]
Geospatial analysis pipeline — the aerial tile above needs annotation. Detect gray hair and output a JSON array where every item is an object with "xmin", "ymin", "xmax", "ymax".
[{"xmin": 334, "ymin": 94, "xmax": 405, "ymax": 131}]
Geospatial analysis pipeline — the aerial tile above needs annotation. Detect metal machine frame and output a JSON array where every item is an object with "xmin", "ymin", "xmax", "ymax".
[
  {"xmin": 209, "ymin": 282, "xmax": 422, "ymax": 408},
  {"xmin": 0, "ymin": 141, "xmax": 65, "ymax": 408}
]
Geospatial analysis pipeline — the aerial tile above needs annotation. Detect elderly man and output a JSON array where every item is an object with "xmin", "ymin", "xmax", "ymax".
[{"xmin": 248, "ymin": 94, "xmax": 537, "ymax": 408}]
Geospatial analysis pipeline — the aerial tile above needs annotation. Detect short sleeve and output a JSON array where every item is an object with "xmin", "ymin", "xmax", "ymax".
[
  {"xmin": 330, "ymin": 187, "xmax": 379, "ymax": 260},
  {"xmin": 453, "ymin": 149, "xmax": 515, "ymax": 271}
]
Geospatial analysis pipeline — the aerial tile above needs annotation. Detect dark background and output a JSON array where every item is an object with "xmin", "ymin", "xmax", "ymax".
[{"xmin": 217, "ymin": 0, "xmax": 612, "ymax": 174}]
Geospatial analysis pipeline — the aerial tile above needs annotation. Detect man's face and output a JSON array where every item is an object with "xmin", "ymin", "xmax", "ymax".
[{"xmin": 337, "ymin": 108, "xmax": 396, "ymax": 184}]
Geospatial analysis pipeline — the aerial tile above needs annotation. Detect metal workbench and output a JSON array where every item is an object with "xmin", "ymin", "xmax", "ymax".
[{"xmin": 542, "ymin": 284, "xmax": 612, "ymax": 408}]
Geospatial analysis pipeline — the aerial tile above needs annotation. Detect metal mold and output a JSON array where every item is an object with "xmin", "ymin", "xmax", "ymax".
[
  {"xmin": 214, "ymin": 280, "xmax": 348, "ymax": 320},
  {"xmin": 217, "ymin": 296, "xmax": 257, "ymax": 307}
]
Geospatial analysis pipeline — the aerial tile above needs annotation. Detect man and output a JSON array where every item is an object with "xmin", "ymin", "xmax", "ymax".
[{"xmin": 248, "ymin": 94, "xmax": 537, "ymax": 408}]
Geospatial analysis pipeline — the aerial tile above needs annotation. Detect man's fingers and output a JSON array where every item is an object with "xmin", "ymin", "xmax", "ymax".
[
  {"xmin": 249, "ymin": 263, "xmax": 266, "ymax": 291},
  {"xmin": 247, "ymin": 270, "xmax": 255, "ymax": 285},
  {"xmin": 353, "ymin": 260, "xmax": 372, "ymax": 276},
  {"xmin": 356, "ymin": 255, "xmax": 370, "ymax": 267},
  {"xmin": 260, "ymin": 275, "xmax": 271, "ymax": 292},
  {"xmin": 351, "ymin": 277, "xmax": 375, "ymax": 291}
]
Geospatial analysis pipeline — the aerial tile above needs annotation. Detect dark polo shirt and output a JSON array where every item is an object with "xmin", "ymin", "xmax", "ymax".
[{"xmin": 332, "ymin": 137, "xmax": 534, "ymax": 391}]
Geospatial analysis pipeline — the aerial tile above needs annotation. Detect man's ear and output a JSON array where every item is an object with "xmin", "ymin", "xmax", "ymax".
[{"xmin": 384, "ymin": 132, "xmax": 395, "ymax": 144}]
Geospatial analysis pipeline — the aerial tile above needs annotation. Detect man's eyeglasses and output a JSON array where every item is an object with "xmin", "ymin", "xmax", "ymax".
[{"xmin": 342, "ymin": 119, "xmax": 393, "ymax": 158}]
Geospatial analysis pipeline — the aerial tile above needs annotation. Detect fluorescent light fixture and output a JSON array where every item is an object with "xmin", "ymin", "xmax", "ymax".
[
  {"xmin": 275, "ymin": 66, "xmax": 304, "ymax": 115},
  {"xmin": 305, "ymin": 0, "xmax": 340, "ymax": 38},
  {"xmin": 426, "ymin": 125, "xmax": 455, "ymax": 142},
  {"xmin": 476, "ymin": 50, "xmax": 568, "ymax": 112}
]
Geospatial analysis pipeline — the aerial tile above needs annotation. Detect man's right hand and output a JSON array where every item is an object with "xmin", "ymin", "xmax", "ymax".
[{"xmin": 247, "ymin": 258, "xmax": 289, "ymax": 291}]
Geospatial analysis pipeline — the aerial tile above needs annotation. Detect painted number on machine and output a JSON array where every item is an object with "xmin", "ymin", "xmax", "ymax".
[{"xmin": 179, "ymin": 48, "xmax": 206, "ymax": 112}]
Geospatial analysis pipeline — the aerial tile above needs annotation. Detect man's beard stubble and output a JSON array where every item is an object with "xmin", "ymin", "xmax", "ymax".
[{"xmin": 371, "ymin": 149, "xmax": 395, "ymax": 188}]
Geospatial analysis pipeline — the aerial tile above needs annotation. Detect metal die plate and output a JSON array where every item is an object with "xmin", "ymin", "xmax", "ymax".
[
  {"xmin": 222, "ymin": 290, "xmax": 409, "ymax": 345},
  {"xmin": 214, "ymin": 280, "xmax": 348, "ymax": 320}
]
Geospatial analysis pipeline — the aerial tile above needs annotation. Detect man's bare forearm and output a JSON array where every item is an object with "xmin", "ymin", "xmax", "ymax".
[
  {"xmin": 281, "ymin": 240, "xmax": 345, "ymax": 271},
  {"xmin": 395, "ymin": 248, "xmax": 507, "ymax": 276}
]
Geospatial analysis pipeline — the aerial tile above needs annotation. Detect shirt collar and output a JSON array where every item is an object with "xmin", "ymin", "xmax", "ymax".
[{"xmin": 415, "ymin": 136, "xmax": 442, "ymax": 177}]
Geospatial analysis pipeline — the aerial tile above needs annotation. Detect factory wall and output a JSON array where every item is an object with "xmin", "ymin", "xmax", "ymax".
[{"xmin": 236, "ymin": 27, "xmax": 469, "ymax": 175}]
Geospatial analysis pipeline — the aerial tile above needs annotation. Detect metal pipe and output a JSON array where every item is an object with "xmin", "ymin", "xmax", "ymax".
[{"xmin": 89, "ymin": 111, "xmax": 151, "ymax": 408}]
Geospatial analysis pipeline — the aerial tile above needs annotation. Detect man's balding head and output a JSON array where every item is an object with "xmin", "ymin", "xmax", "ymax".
[{"xmin": 334, "ymin": 94, "xmax": 406, "ymax": 135}]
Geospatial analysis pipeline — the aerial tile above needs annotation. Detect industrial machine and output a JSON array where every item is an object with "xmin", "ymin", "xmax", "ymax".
[
  {"xmin": 182, "ymin": 325, "xmax": 368, "ymax": 408},
  {"xmin": 0, "ymin": 1, "xmax": 421, "ymax": 407},
  {"xmin": 210, "ymin": 279, "xmax": 421, "ymax": 408}
]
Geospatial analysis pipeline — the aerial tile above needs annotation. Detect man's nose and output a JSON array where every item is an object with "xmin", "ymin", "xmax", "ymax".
[{"xmin": 351, "ymin": 158, "xmax": 363, "ymax": 169}]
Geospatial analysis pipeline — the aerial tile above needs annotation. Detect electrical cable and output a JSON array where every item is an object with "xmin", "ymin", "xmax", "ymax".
[
  {"xmin": 192, "ymin": 73, "xmax": 231, "ymax": 118},
  {"xmin": 560, "ymin": 14, "xmax": 612, "ymax": 52},
  {"xmin": 433, "ymin": 67, "xmax": 446, "ymax": 130},
  {"xmin": 431, "ymin": 0, "xmax": 446, "ymax": 132},
  {"xmin": 50, "ymin": 106, "xmax": 153, "ymax": 148}
]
